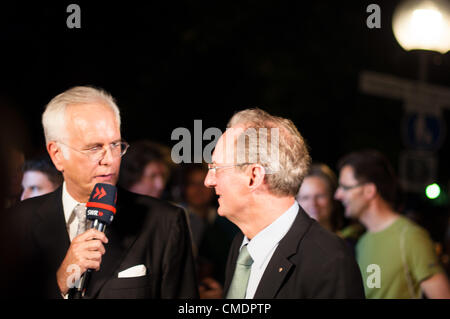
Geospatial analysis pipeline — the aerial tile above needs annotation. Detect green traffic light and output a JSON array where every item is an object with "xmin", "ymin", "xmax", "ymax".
[{"xmin": 425, "ymin": 183, "xmax": 441, "ymax": 199}]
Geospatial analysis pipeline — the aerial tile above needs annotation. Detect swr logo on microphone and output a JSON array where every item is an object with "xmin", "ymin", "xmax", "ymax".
[
  {"xmin": 93, "ymin": 186, "xmax": 107, "ymax": 200},
  {"xmin": 87, "ymin": 209, "xmax": 103, "ymax": 217}
]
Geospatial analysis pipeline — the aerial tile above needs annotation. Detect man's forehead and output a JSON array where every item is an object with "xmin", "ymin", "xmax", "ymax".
[
  {"xmin": 212, "ymin": 126, "xmax": 246, "ymax": 162},
  {"xmin": 65, "ymin": 102, "xmax": 120, "ymax": 142},
  {"xmin": 340, "ymin": 165, "xmax": 356, "ymax": 180},
  {"xmin": 217, "ymin": 126, "xmax": 245, "ymax": 143}
]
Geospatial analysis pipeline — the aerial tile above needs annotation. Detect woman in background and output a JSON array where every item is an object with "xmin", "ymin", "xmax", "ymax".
[{"xmin": 297, "ymin": 163, "xmax": 365, "ymax": 249}]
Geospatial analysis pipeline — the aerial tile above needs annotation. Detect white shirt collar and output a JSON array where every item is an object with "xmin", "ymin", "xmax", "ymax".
[
  {"xmin": 62, "ymin": 182, "xmax": 84, "ymax": 223},
  {"xmin": 240, "ymin": 201, "xmax": 299, "ymax": 269}
]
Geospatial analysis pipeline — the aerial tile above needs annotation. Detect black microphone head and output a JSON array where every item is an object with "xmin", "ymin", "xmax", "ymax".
[{"xmin": 86, "ymin": 183, "xmax": 117, "ymax": 225}]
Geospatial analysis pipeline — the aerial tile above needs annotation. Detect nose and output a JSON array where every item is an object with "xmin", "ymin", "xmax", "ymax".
[
  {"xmin": 204, "ymin": 170, "xmax": 216, "ymax": 188},
  {"xmin": 99, "ymin": 146, "xmax": 114, "ymax": 166},
  {"xmin": 21, "ymin": 189, "xmax": 30, "ymax": 201},
  {"xmin": 302, "ymin": 197, "xmax": 318, "ymax": 210},
  {"xmin": 311, "ymin": 197, "xmax": 320, "ymax": 208},
  {"xmin": 334, "ymin": 188, "xmax": 343, "ymax": 201}
]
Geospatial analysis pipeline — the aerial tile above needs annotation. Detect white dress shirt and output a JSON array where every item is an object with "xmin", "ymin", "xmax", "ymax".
[
  {"xmin": 240, "ymin": 201, "xmax": 299, "ymax": 299},
  {"xmin": 62, "ymin": 182, "xmax": 86, "ymax": 241}
]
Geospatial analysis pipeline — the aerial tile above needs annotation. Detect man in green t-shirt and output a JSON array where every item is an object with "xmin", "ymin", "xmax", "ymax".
[{"xmin": 335, "ymin": 150, "xmax": 450, "ymax": 299}]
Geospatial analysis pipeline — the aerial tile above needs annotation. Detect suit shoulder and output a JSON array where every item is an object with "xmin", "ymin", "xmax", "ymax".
[
  {"xmin": 292, "ymin": 209, "xmax": 350, "ymax": 259},
  {"xmin": 119, "ymin": 188, "xmax": 186, "ymax": 220},
  {"xmin": 8, "ymin": 191, "xmax": 57, "ymax": 218},
  {"xmin": 303, "ymin": 222, "xmax": 351, "ymax": 260}
]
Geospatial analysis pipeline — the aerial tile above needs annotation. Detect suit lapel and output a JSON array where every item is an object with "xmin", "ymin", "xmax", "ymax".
[
  {"xmin": 33, "ymin": 187, "xmax": 71, "ymax": 269},
  {"xmin": 253, "ymin": 208, "xmax": 313, "ymax": 298},
  {"xmin": 85, "ymin": 188, "xmax": 141, "ymax": 298}
]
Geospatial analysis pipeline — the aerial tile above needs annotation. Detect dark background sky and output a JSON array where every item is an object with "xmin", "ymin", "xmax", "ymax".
[{"xmin": 1, "ymin": 1, "xmax": 450, "ymax": 234}]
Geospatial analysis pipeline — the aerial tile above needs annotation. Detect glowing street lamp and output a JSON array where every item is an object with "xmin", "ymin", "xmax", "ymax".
[
  {"xmin": 393, "ymin": 0, "xmax": 450, "ymax": 54},
  {"xmin": 425, "ymin": 183, "xmax": 441, "ymax": 199}
]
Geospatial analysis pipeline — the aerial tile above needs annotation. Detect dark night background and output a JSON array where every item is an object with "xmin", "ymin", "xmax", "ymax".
[{"xmin": 1, "ymin": 1, "xmax": 450, "ymax": 240}]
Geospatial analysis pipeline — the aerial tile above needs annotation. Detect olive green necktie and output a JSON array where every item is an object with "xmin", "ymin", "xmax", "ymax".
[{"xmin": 226, "ymin": 245, "xmax": 253, "ymax": 299}]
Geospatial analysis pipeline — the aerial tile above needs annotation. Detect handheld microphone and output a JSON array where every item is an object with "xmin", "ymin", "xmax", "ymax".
[{"xmin": 69, "ymin": 183, "xmax": 117, "ymax": 299}]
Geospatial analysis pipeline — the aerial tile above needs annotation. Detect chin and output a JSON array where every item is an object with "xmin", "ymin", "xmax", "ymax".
[
  {"xmin": 95, "ymin": 174, "xmax": 118, "ymax": 185},
  {"xmin": 217, "ymin": 206, "xmax": 226, "ymax": 217}
]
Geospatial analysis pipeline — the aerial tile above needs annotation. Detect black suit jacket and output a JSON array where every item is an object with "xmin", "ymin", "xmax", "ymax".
[
  {"xmin": 10, "ymin": 186, "xmax": 199, "ymax": 299},
  {"xmin": 224, "ymin": 207, "xmax": 365, "ymax": 299}
]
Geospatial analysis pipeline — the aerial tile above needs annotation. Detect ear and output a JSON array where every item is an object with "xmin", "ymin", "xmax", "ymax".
[
  {"xmin": 247, "ymin": 164, "xmax": 266, "ymax": 191},
  {"xmin": 47, "ymin": 142, "xmax": 65, "ymax": 172},
  {"xmin": 363, "ymin": 182, "xmax": 377, "ymax": 200}
]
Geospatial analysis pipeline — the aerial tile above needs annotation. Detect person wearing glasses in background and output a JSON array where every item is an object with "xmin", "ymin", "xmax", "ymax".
[
  {"xmin": 296, "ymin": 163, "xmax": 365, "ymax": 254},
  {"xmin": 204, "ymin": 108, "xmax": 364, "ymax": 298},
  {"xmin": 10, "ymin": 86, "xmax": 198, "ymax": 299},
  {"xmin": 335, "ymin": 150, "xmax": 450, "ymax": 299}
]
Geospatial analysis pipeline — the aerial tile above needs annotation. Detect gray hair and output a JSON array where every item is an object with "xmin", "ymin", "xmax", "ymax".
[
  {"xmin": 227, "ymin": 108, "xmax": 311, "ymax": 197},
  {"xmin": 42, "ymin": 86, "xmax": 121, "ymax": 144}
]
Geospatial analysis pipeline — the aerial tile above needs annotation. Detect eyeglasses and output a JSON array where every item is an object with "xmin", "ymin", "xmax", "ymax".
[
  {"xmin": 337, "ymin": 182, "xmax": 367, "ymax": 191},
  {"xmin": 207, "ymin": 163, "xmax": 251, "ymax": 174},
  {"xmin": 57, "ymin": 140, "xmax": 130, "ymax": 162}
]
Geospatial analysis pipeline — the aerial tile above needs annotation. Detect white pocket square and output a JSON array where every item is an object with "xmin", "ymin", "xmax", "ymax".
[{"xmin": 118, "ymin": 264, "xmax": 147, "ymax": 278}]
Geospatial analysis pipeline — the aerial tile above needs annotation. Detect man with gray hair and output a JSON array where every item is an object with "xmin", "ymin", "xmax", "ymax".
[
  {"xmin": 204, "ymin": 108, "xmax": 364, "ymax": 298},
  {"xmin": 11, "ymin": 86, "xmax": 198, "ymax": 298}
]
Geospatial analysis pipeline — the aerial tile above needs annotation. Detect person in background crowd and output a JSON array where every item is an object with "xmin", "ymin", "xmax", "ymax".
[
  {"xmin": 119, "ymin": 140, "xmax": 171, "ymax": 199},
  {"xmin": 297, "ymin": 163, "xmax": 365, "ymax": 252},
  {"xmin": 444, "ymin": 217, "xmax": 450, "ymax": 276},
  {"xmin": 0, "ymin": 98, "xmax": 29, "ymax": 208},
  {"xmin": 296, "ymin": 163, "xmax": 345, "ymax": 232},
  {"xmin": 335, "ymin": 149, "xmax": 450, "ymax": 299},
  {"xmin": 178, "ymin": 163, "xmax": 239, "ymax": 298},
  {"xmin": 0, "ymin": 115, "xmax": 20, "ymax": 297},
  {"xmin": 0, "ymin": 98, "xmax": 29, "ymax": 296},
  {"xmin": 21, "ymin": 154, "xmax": 63, "ymax": 200},
  {"xmin": 5, "ymin": 147, "xmax": 24, "ymax": 208}
]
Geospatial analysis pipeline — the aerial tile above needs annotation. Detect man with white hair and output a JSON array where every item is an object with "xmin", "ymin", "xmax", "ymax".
[
  {"xmin": 205, "ymin": 108, "xmax": 364, "ymax": 298},
  {"xmin": 11, "ymin": 86, "xmax": 198, "ymax": 298}
]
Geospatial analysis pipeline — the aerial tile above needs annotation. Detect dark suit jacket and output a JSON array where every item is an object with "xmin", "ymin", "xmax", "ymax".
[
  {"xmin": 223, "ymin": 207, "xmax": 365, "ymax": 299},
  {"xmin": 10, "ymin": 186, "xmax": 199, "ymax": 299}
]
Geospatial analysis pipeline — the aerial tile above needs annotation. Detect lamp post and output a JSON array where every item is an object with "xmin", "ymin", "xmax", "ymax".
[
  {"xmin": 392, "ymin": 0, "xmax": 450, "ymax": 55},
  {"xmin": 391, "ymin": 0, "xmax": 450, "ymax": 195},
  {"xmin": 393, "ymin": 0, "xmax": 450, "ymax": 84},
  {"xmin": 360, "ymin": 0, "xmax": 450, "ymax": 194}
]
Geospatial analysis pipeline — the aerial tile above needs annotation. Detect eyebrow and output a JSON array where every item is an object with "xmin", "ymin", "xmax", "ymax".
[
  {"xmin": 84, "ymin": 139, "xmax": 122, "ymax": 149},
  {"xmin": 83, "ymin": 143, "xmax": 102, "ymax": 149}
]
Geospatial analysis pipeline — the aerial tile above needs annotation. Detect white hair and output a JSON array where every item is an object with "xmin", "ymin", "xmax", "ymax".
[
  {"xmin": 42, "ymin": 86, "xmax": 121, "ymax": 144},
  {"xmin": 227, "ymin": 108, "xmax": 311, "ymax": 197}
]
